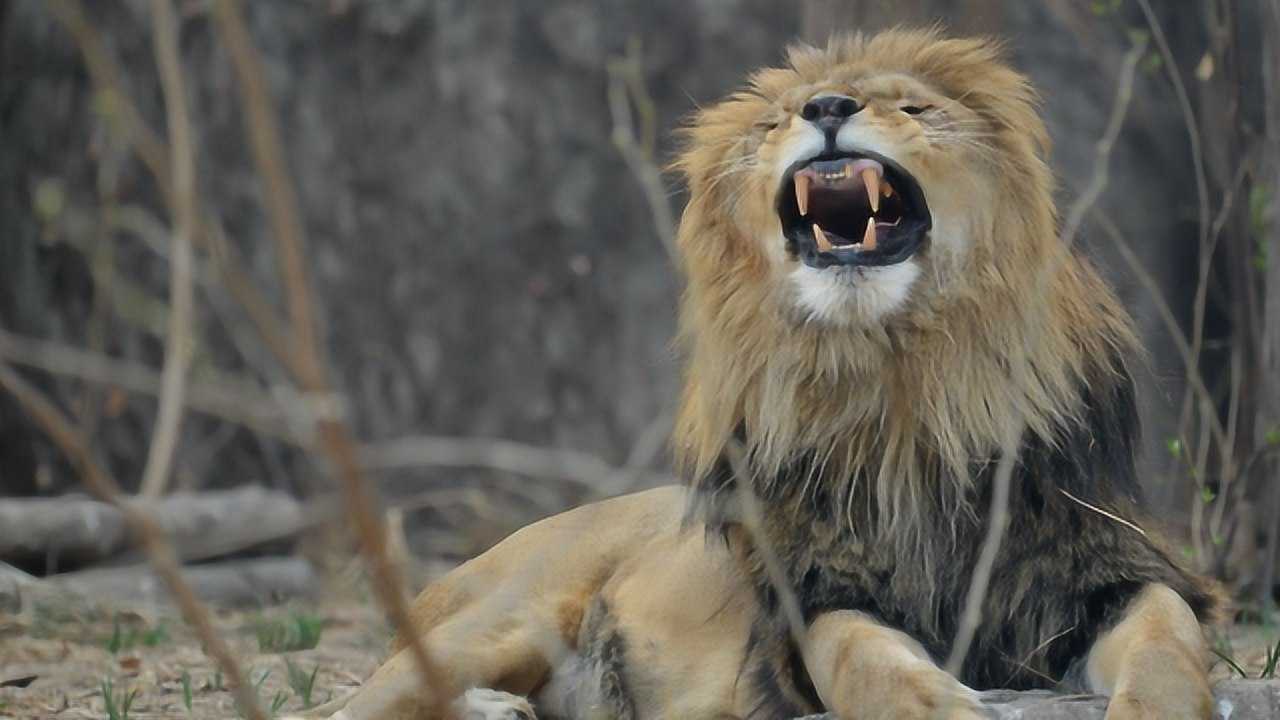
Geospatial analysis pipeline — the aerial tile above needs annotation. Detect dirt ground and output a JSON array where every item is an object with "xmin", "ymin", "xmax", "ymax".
[
  {"xmin": 1, "ymin": 591, "xmax": 1277, "ymax": 720},
  {"xmin": 0, "ymin": 593, "xmax": 389, "ymax": 720}
]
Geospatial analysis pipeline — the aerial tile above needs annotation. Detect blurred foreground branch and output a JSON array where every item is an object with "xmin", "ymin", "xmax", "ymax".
[
  {"xmin": 138, "ymin": 0, "xmax": 196, "ymax": 498},
  {"xmin": 211, "ymin": 0, "xmax": 449, "ymax": 711},
  {"xmin": 608, "ymin": 40, "xmax": 677, "ymax": 262}
]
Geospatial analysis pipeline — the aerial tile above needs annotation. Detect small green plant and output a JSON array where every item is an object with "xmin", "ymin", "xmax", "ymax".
[
  {"xmin": 254, "ymin": 612, "xmax": 325, "ymax": 653},
  {"xmin": 104, "ymin": 614, "xmax": 169, "ymax": 654},
  {"xmin": 1262, "ymin": 637, "xmax": 1280, "ymax": 679},
  {"xmin": 181, "ymin": 670, "xmax": 194, "ymax": 714},
  {"xmin": 1209, "ymin": 632, "xmax": 1247, "ymax": 678},
  {"xmin": 285, "ymin": 659, "xmax": 321, "ymax": 709},
  {"xmin": 100, "ymin": 678, "xmax": 139, "ymax": 720},
  {"xmin": 1210, "ymin": 647, "xmax": 1248, "ymax": 678},
  {"xmin": 270, "ymin": 690, "xmax": 289, "ymax": 716}
]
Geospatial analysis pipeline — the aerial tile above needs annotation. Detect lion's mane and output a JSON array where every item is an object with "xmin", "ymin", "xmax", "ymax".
[{"xmin": 671, "ymin": 29, "xmax": 1217, "ymax": 695}]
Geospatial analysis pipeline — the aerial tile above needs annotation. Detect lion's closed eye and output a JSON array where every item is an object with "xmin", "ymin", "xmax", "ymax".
[{"xmin": 899, "ymin": 105, "xmax": 933, "ymax": 115}]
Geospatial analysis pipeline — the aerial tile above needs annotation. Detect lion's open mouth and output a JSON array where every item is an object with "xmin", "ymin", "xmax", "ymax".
[{"xmin": 777, "ymin": 150, "xmax": 931, "ymax": 269}]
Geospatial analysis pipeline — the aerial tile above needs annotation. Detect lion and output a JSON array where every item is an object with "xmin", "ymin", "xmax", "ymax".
[{"xmin": 308, "ymin": 29, "xmax": 1220, "ymax": 720}]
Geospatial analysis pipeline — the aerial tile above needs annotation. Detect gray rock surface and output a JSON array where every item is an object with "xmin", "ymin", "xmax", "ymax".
[{"xmin": 797, "ymin": 680, "xmax": 1280, "ymax": 719}]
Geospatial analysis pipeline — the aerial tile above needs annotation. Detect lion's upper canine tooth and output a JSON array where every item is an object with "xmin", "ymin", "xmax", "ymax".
[
  {"xmin": 795, "ymin": 173, "xmax": 810, "ymax": 217},
  {"xmin": 814, "ymin": 223, "xmax": 833, "ymax": 252},
  {"xmin": 862, "ymin": 217, "xmax": 877, "ymax": 250},
  {"xmin": 862, "ymin": 168, "xmax": 880, "ymax": 213}
]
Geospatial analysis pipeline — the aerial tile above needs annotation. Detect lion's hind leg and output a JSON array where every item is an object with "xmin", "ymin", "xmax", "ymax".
[{"xmin": 330, "ymin": 614, "xmax": 555, "ymax": 720}]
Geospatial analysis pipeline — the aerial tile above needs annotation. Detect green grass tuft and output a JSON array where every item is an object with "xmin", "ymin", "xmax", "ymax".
[
  {"xmin": 254, "ymin": 612, "xmax": 325, "ymax": 653},
  {"xmin": 285, "ymin": 659, "xmax": 321, "ymax": 709},
  {"xmin": 100, "ymin": 677, "xmax": 139, "ymax": 720},
  {"xmin": 104, "ymin": 614, "xmax": 169, "ymax": 654}
]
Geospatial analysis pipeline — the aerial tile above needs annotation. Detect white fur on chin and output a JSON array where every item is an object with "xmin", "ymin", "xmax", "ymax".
[{"xmin": 789, "ymin": 260, "xmax": 920, "ymax": 326}]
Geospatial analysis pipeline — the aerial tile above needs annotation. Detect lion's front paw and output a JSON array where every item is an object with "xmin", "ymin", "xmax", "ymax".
[
  {"xmin": 1104, "ymin": 687, "xmax": 1212, "ymax": 720},
  {"xmin": 451, "ymin": 688, "xmax": 537, "ymax": 720},
  {"xmin": 1103, "ymin": 645, "xmax": 1213, "ymax": 720},
  {"xmin": 856, "ymin": 668, "xmax": 986, "ymax": 720}
]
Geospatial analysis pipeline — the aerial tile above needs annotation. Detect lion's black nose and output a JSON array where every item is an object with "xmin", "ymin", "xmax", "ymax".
[{"xmin": 801, "ymin": 95, "xmax": 862, "ymax": 139}]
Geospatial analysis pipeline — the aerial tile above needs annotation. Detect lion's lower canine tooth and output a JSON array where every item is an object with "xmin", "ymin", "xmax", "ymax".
[
  {"xmin": 883, "ymin": 179, "xmax": 894, "ymax": 198},
  {"xmin": 814, "ymin": 224, "xmax": 833, "ymax": 252},
  {"xmin": 796, "ymin": 174, "xmax": 810, "ymax": 216},
  {"xmin": 862, "ymin": 217, "xmax": 877, "ymax": 250},
  {"xmin": 862, "ymin": 167, "xmax": 880, "ymax": 213}
]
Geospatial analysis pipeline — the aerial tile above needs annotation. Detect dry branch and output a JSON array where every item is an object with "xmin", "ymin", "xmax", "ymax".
[
  {"xmin": 45, "ymin": 0, "xmax": 171, "ymax": 199},
  {"xmin": 211, "ymin": 1, "xmax": 448, "ymax": 712},
  {"xmin": 0, "ymin": 328, "xmax": 295, "ymax": 440},
  {"xmin": 943, "ymin": 423, "xmax": 1020, "ymax": 676},
  {"xmin": 138, "ymin": 0, "xmax": 197, "ymax": 498},
  {"xmin": 40, "ymin": 556, "xmax": 317, "ymax": 609},
  {"xmin": 941, "ymin": 32, "xmax": 1151, "ymax": 680},
  {"xmin": 607, "ymin": 40, "xmax": 678, "ymax": 262},
  {"xmin": 48, "ymin": 0, "xmax": 303, "ymax": 382},
  {"xmin": 1058, "ymin": 33, "xmax": 1148, "ymax": 249}
]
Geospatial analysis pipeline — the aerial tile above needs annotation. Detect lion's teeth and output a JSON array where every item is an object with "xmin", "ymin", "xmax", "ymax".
[
  {"xmin": 862, "ymin": 167, "xmax": 880, "ymax": 213},
  {"xmin": 862, "ymin": 217, "xmax": 877, "ymax": 250},
  {"xmin": 882, "ymin": 179, "xmax": 894, "ymax": 198},
  {"xmin": 813, "ymin": 223, "xmax": 833, "ymax": 252},
  {"xmin": 795, "ymin": 173, "xmax": 810, "ymax": 216}
]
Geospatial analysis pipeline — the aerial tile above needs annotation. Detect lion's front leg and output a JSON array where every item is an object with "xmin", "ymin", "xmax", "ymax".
[
  {"xmin": 801, "ymin": 610, "xmax": 983, "ymax": 720},
  {"xmin": 1086, "ymin": 583, "xmax": 1212, "ymax": 720}
]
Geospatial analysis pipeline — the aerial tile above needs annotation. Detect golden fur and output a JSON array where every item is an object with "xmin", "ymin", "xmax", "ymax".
[{"xmin": 303, "ymin": 29, "xmax": 1216, "ymax": 720}]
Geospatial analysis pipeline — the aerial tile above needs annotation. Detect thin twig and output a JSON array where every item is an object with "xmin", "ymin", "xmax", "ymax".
[
  {"xmin": 0, "ymin": 329, "xmax": 295, "ymax": 440},
  {"xmin": 723, "ymin": 441, "xmax": 808, "ymax": 650},
  {"xmin": 211, "ymin": 1, "xmax": 448, "ymax": 711},
  {"xmin": 46, "ymin": 0, "xmax": 171, "ymax": 201},
  {"xmin": 139, "ymin": 0, "xmax": 196, "ymax": 498},
  {"xmin": 1133, "ymin": 0, "xmax": 1216, "ymax": 472},
  {"xmin": 1133, "ymin": 0, "xmax": 1211, "ymax": 254},
  {"xmin": 1091, "ymin": 213, "xmax": 1229, "ymax": 452},
  {"xmin": 211, "ymin": 0, "xmax": 318, "ymax": 370},
  {"xmin": 46, "ymin": 0, "xmax": 302, "ymax": 379},
  {"xmin": 947, "ymin": 34, "xmax": 1150, "ymax": 678},
  {"xmin": 607, "ymin": 40, "xmax": 678, "ymax": 262},
  {"xmin": 1058, "ymin": 32, "xmax": 1148, "ymax": 248},
  {"xmin": 0, "ymin": 362, "xmax": 267, "ymax": 720},
  {"xmin": 944, "ymin": 423, "xmax": 1020, "ymax": 677}
]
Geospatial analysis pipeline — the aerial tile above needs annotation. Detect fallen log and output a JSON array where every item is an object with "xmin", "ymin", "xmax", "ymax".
[
  {"xmin": 28, "ymin": 555, "xmax": 317, "ymax": 608},
  {"xmin": 0, "ymin": 486, "xmax": 305, "ymax": 571},
  {"xmin": 798, "ymin": 679, "xmax": 1280, "ymax": 719}
]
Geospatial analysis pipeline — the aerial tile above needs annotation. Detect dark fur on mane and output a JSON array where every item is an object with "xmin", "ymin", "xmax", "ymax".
[{"xmin": 690, "ymin": 350, "xmax": 1218, "ymax": 692}]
